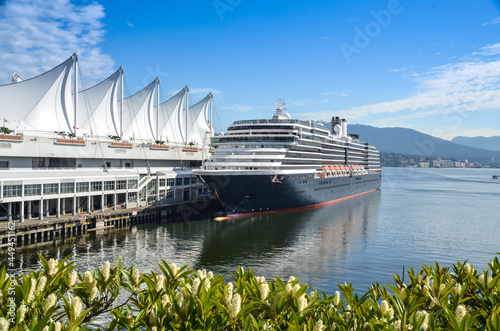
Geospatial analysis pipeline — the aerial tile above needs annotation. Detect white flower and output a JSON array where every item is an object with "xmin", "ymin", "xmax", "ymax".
[
  {"xmin": 89, "ymin": 285, "xmax": 98, "ymax": 301},
  {"xmin": 69, "ymin": 271, "xmax": 78, "ymax": 287},
  {"xmin": 126, "ymin": 309, "xmax": 134, "ymax": 327},
  {"xmin": 416, "ymin": 311, "xmax": 429, "ymax": 331},
  {"xmin": 439, "ymin": 283, "xmax": 445, "ymax": 295},
  {"xmin": 229, "ymin": 293, "xmax": 241, "ymax": 319},
  {"xmin": 132, "ymin": 269, "xmax": 140, "ymax": 286},
  {"xmin": 313, "ymin": 319, "xmax": 324, "ymax": 331},
  {"xmin": 197, "ymin": 269, "xmax": 207, "ymax": 278},
  {"xmin": 161, "ymin": 294, "xmax": 170, "ymax": 306},
  {"xmin": 55, "ymin": 321, "xmax": 62, "ymax": 331},
  {"xmin": 285, "ymin": 284, "xmax": 292, "ymax": 296},
  {"xmin": 27, "ymin": 278, "xmax": 36, "ymax": 303},
  {"xmin": 225, "ymin": 283, "xmax": 234, "ymax": 306},
  {"xmin": 192, "ymin": 278, "xmax": 200, "ymax": 296},
  {"xmin": 256, "ymin": 276, "xmax": 266, "ymax": 284},
  {"xmin": 464, "ymin": 263, "xmax": 472, "ymax": 274},
  {"xmin": 36, "ymin": 276, "xmax": 47, "ymax": 296},
  {"xmin": 453, "ymin": 283, "xmax": 462, "ymax": 295},
  {"xmin": 298, "ymin": 294, "xmax": 307, "ymax": 312},
  {"xmin": 380, "ymin": 300, "xmax": 389, "ymax": 316},
  {"xmin": 203, "ymin": 278, "xmax": 211, "ymax": 292},
  {"xmin": 334, "ymin": 291, "xmax": 340, "ymax": 306},
  {"xmin": 207, "ymin": 271, "xmax": 214, "ymax": 278},
  {"xmin": 48, "ymin": 258, "xmax": 58, "ymax": 277},
  {"xmin": 170, "ymin": 263, "xmax": 180, "ymax": 278},
  {"xmin": 156, "ymin": 275, "xmax": 165, "ymax": 292},
  {"xmin": 83, "ymin": 270, "xmax": 94, "ymax": 283},
  {"xmin": 288, "ymin": 276, "xmax": 295, "ymax": 284},
  {"xmin": 456, "ymin": 304, "xmax": 467, "ymax": 324},
  {"xmin": 0, "ymin": 317, "xmax": 9, "ymax": 331},
  {"xmin": 102, "ymin": 261, "xmax": 111, "ymax": 281},
  {"xmin": 309, "ymin": 291, "xmax": 317, "ymax": 301},
  {"xmin": 292, "ymin": 284, "xmax": 301, "ymax": 297},
  {"xmin": 260, "ymin": 282, "xmax": 270, "ymax": 300},
  {"xmin": 73, "ymin": 296, "xmax": 82, "ymax": 316},
  {"xmin": 394, "ymin": 320, "xmax": 401, "ymax": 331},
  {"xmin": 43, "ymin": 293, "xmax": 57, "ymax": 313},
  {"xmin": 19, "ymin": 304, "xmax": 27, "ymax": 322}
]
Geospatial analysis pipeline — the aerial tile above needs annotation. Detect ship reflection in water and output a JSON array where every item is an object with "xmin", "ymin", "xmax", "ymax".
[{"xmin": 8, "ymin": 190, "xmax": 381, "ymax": 294}]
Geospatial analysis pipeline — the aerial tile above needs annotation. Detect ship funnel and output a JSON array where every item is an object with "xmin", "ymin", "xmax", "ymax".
[
  {"xmin": 341, "ymin": 119, "xmax": 347, "ymax": 138},
  {"xmin": 331, "ymin": 116, "xmax": 342, "ymax": 136}
]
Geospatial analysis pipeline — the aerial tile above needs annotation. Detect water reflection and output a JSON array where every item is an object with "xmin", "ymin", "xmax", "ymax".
[{"xmin": 3, "ymin": 190, "xmax": 381, "ymax": 294}]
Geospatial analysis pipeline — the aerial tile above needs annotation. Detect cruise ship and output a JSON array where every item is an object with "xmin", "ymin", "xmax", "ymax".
[{"xmin": 193, "ymin": 101, "xmax": 381, "ymax": 215}]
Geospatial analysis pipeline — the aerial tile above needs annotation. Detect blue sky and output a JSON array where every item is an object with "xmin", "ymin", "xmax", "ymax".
[{"xmin": 1, "ymin": 0, "xmax": 500, "ymax": 139}]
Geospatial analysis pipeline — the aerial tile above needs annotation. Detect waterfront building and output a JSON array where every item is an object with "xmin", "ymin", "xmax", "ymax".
[{"xmin": 0, "ymin": 53, "xmax": 213, "ymax": 222}]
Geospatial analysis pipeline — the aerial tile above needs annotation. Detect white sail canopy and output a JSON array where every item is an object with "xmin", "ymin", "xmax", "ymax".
[
  {"xmin": 158, "ymin": 87, "xmax": 187, "ymax": 144},
  {"xmin": 122, "ymin": 80, "xmax": 156, "ymax": 141},
  {"xmin": 186, "ymin": 94, "xmax": 211, "ymax": 145},
  {"xmin": 77, "ymin": 70, "xmax": 120, "ymax": 137},
  {"xmin": 0, "ymin": 56, "xmax": 74, "ymax": 133}
]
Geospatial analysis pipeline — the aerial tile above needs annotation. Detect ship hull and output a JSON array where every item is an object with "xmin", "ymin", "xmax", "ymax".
[{"xmin": 196, "ymin": 172, "xmax": 382, "ymax": 215}]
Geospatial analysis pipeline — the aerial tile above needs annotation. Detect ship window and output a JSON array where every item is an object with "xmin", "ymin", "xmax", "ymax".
[
  {"xmin": 176, "ymin": 178, "xmax": 183, "ymax": 186},
  {"xmin": 43, "ymin": 183, "xmax": 59, "ymax": 195},
  {"xmin": 104, "ymin": 181, "xmax": 115, "ymax": 191},
  {"xmin": 76, "ymin": 182, "xmax": 89, "ymax": 192}
]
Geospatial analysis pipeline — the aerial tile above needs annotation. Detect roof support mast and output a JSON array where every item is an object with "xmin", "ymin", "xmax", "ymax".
[
  {"xmin": 185, "ymin": 85, "xmax": 189, "ymax": 144},
  {"xmin": 73, "ymin": 52, "xmax": 78, "ymax": 134},
  {"xmin": 119, "ymin": 66, "xmax": 124, "ymax": 138},
  {"xmin": 209, "ymin": 92, "xmax": 213, "ymax": 133},
  {"xmin": 156, "ymin": 77, "xmax": 160, "ymax": 140}
]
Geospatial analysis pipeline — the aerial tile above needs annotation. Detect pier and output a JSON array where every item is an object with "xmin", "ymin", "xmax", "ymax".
[{"xmin": 0, "ymin": 199, "xmax": 224, "ymax": 250}]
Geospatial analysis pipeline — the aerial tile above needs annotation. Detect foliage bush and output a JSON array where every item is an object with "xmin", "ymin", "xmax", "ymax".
[{"xmin": 0, "ymin": 253, "xmax": 499, "ymax": 330}]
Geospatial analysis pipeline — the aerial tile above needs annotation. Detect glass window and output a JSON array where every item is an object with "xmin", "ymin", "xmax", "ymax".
[
  {"xmin": 3, "ymin": 185, "xmax": 22, "ymax": 197},
  {"xmin": 91, "ymin": 182, "xmax": 102, "ymax": 191},
  {"xmin": 116, "ymin": 180, "xmax": 127, "ymax": 190},
  {"xmin": 176, "ymin": 178, "xmax": 183, "ymax": 186},
  {"xmin": 128, "ymin": 179, "xmax": 138, "ymax": 189},
  {"xmin": 76, "ymin": 182, "xmax": 89, "ymax": 193},
  {"xmin": 166, "ymin": 178, "xmax": 174, "ymax": 186},
  {"xmin": 127, "ymin": 192, "xmax": 137, "ymax": 202},
  {"xmin": 24, "ymin": 184, "xmax": 41, "ymax": 196},
  {"xmin": 159, "ymin": 178, "xmax": 166, "ymax": 187},
  {"xmin": 166, "ymin": 189, "xmax": 174, "ymax": 199},
  {"xmin": 60, "ymin": 183, "xmax": 74, "ymax": 193},
  {"xmin": 104, "ymin": 181, "xmax": 115, "ymax": 191},
  {"xmin": 183, "ymin": 178, "xmax": 190, "ymax": 186},
  {"xmin": 43, "ymin": 183, "xmax": 59, "ymax": 195}
]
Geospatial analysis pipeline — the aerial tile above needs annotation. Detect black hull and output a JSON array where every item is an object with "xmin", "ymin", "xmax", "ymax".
[{"xmin": 197, "ymin": 172, "xmax": 382, "ymax": 215}]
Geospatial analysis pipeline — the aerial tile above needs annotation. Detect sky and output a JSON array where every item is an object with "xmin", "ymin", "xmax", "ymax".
[{"xmin": 1, "ymin": 0, "xmax": 500, "ymax": 140}]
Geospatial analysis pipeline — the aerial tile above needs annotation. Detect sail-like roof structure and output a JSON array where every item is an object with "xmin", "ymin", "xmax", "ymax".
[
  {"xmin": 0, "ymin": 56, "xmax": 74, "ymax": 133},
  {"xmin": 77, "ymin": 69, "xmax": 120, "ymax": 137},
  {"xmin": 0, "ymin": 54, "xmax": 213, "ymax": 145},
  {"xmin": 186, "ymin": 94, "xmax": 211, "ymax": 145},
  {"xmin": 158, "ymin": 87, "xmax": 187, "ymax": 143},
  {"xmin": 122, "ymin": 80, "xmax": 156, "ymax": 141}
]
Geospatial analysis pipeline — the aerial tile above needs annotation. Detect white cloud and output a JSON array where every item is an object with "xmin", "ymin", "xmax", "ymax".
[
  {"xmin": 127, "ymin": 21, "xmax": 135, "ymax": 28},
  {"xmin": 220, "ymin": 104, "xmax": 254, "ymax": 112},
  {"xmin": 296, "ymin": 52, "xmax": 500, "ymax": 123},
  {"xmin": 474, "ymin": 43, "xmax": 500, "ymax": 56},
  {"xmin": 188, "ymin": 88, "xmax": 223, "ymax": 97},
  {"xmin": 483, "ymin": 17, "xmax": 500, "ymax": 26},
  {"xmin": 0, "ymin": 0, "xmax": 114, "ymax": 85}
]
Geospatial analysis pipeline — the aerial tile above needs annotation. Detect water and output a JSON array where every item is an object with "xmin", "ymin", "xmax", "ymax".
[{"xmin": 3, "ymin": 167, "xmax": 500, "ymax": 295}]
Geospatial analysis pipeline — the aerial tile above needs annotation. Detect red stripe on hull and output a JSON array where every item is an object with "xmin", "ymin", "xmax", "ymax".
[{"xmin": 226, "ymin": 188, "xmax": 379, "ymax": 219}]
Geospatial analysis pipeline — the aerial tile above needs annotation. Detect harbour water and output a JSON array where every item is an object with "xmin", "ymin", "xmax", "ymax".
[{"xmin": 3, "ymin": 167, "xmax": 500, "ymax": 295}]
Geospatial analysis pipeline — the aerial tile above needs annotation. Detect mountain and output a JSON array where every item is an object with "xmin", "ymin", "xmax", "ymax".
[
  {"xmin": 451, "ymin": 136, "xmax": 500, "ymax": 152},
  {"xmin": 314, "ymin": 122, "xmax": 500, "ymax": 162}
]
